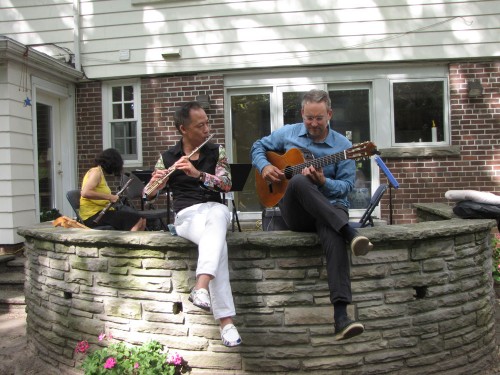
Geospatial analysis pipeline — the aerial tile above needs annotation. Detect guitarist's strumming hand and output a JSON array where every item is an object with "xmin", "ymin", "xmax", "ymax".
[
  {"xmin": 302, "ymin": 165, "xmax": 326, "ymax": 187},
  {"xmin": 262, "ymin": 165, "xmax": 285, "ymax": 183}
]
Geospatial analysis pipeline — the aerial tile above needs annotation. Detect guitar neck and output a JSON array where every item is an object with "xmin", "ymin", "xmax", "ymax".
[{"xmin": 286, "ymin": 150, "xmax": 346, "ymax": 176}]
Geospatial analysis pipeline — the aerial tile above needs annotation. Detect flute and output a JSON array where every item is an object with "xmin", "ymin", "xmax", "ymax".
[
  {"xmin": 143, "ymin": 134, "xmax": 215, "ymax": 197},
  {"xmin": 93, "ymin": 178, "xmax": 133, "ymax": 224}
]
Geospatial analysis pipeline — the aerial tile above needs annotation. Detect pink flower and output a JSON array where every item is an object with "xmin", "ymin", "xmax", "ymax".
[
  {"xmin": 168, "ymin": 352, "xmax": 183, "ymax": 366},
  {"xmin": 108, "ymin": 332, "xmax": 113, "ymax": 340},
  {"xmin": 104, "ymin": 357, "xmax": 117, "ymax": 369},
  {"xmin": 98, "ymin": 333, "xmax": 106, "ymax": 341},
  {"xmin": 134, "ymin": 362, "xmax": 140, "ymax": 369},
  {"xmin": 75, "ymin": 340, "xmax": 89, "ymax": 354}
]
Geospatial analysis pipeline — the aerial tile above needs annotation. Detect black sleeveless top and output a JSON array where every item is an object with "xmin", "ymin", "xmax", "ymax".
[{"xmin": 161, "ymin": 140, "xmax": 223, "ymax": 213}]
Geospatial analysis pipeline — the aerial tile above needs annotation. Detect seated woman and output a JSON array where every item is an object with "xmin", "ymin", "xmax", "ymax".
[{"xmin": 80, "ymin": 148, "xmax": 146, "ymax": 231}]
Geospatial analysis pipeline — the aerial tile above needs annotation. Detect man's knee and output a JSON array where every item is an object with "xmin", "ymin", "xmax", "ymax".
[{"xmin": 288, "ymin": 174, "xmax": 310, "ymax": 191}]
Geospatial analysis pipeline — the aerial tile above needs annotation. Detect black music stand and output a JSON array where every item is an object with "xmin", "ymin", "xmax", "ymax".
[
  {"xmin": 131, "ymin": 170, "xmax": 173, "ymax": 225},
  {"xmin": 131, "ymin": 170, "xmax": 153, "ymax": 185},
  {"xmin": 374, "ymin": 155, "xmax": 399, "ymax": 225},
  {"xmin": 227, "ymin": 163, "xmax": 252, "ymax": 232}
]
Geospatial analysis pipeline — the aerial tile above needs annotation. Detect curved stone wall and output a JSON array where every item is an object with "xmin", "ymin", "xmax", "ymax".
[{"xmin": 19, "ymin": 212, "xmax": 497, "ymax": 374}]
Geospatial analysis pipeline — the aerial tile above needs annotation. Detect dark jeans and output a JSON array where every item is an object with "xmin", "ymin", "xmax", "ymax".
[
  {"xmin": 84, "ymin": 208, "xmax": 142, "ymax": 231},
  {"xmin": 278, "ymin": 174, "xmax": 352, "ymax": 305}
]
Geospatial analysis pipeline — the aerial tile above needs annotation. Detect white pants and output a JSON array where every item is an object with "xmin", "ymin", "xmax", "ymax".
[{"xmin": 174, "ymin": 202, "xmax": 236, "ymax": 320}]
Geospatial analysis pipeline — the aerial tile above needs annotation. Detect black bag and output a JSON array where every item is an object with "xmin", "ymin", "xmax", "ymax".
[{"xmin": 453, "ymin": 200, "xmax": 500, "ymax": 231}]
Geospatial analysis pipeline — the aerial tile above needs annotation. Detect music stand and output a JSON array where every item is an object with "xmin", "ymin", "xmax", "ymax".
[
  {"xmin": 227, "ymin": 163, "xmax": 252, "ymax": 232},
  {"xmin": 131, "ymin": 170, "xmax": 172, "ymax": 224},
  {"xmin": 374, "ymin": 155, "xmax": 399, "ymax": 225},
  {"xmin": 131, "ymin": 170, "xmax": 153, "ymax": 185}
]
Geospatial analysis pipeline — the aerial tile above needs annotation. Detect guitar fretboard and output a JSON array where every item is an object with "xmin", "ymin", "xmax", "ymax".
[{"xmin": 284, "ymin": 151, "xmax": 345, "ymax": 176}]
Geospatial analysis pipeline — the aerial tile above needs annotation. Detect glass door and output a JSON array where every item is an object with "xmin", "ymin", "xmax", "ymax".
[
  {"xmin": 228, "ymin": 90, "xmax": 272, "ymax": 214},
  {"xmin": 36, "ymin": 92, "xmax": 63, "ymax": 218},
  {"xmin": 278, "ymin": 85, "xmax": 373, "ymax": 216},
  {"xmin": 328, "ymin": 86, "xmax": 372, "ymax": 216},
  {"xmin": 227, "ymin": 84, "xmax": 375, "ymax": 220}
]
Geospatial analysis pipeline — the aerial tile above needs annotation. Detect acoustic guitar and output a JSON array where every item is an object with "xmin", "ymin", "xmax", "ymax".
[{"xmin": 255, "ymin": 141, "xmax": 377, "ymax": 208}]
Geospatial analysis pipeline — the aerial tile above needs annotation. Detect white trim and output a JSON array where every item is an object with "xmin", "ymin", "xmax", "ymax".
[{"xmin": 31, "ymin": 77, "xmax": 77, "ymax": 219}]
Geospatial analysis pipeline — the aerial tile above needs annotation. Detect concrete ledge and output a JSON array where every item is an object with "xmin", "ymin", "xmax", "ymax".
[
  {"xmin": 414, "ymin": 202, "xmax": 458, "ymax": 221},
  {"xmin": 18, "ymin": 216, "xmax": 497, "ymax": 374}
]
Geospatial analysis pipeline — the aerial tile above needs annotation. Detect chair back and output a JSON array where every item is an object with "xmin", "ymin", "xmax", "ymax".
[
  {"xmin": 66, "ymin": 189, "xmax": 83, "ymax": 221},
  {"xmin": 66, "ymin": 189, "xmax": 116, "ymax": 230}
]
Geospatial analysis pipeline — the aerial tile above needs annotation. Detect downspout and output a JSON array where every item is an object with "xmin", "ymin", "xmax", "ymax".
[{"xmin": 73, "ymin": 0, "xmax": 81, "ymax": 71}]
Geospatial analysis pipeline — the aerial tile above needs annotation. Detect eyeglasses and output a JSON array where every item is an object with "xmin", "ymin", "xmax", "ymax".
[{"xmin": 303, "ymin": 116, "xmax": 327, "ymax": 122}]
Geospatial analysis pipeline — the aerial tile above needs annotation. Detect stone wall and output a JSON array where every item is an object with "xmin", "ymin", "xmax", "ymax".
[{"xmin": 18, "ymin": 214, "xmax": 497, "ymax": 374}]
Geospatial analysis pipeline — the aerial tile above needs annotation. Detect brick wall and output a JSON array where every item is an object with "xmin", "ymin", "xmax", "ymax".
[
  {"xmin": 379, "ymin": 61, "xmax": 500, "ymax": 224},
  {"xmin": 141, "ymin": 75, "xmax": 225, "ymax": 169},
  {"xmin": 76, "ymin": 81, "xmax": 104, "ymax": 182}
]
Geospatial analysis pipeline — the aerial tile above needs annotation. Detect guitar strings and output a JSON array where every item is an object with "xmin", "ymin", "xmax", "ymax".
[
  {"xmin": 284, "ymin": 152, "xmax": 345, "ymax": 176},
  {"xmin": 280, "ymin": 142, "xmax": 371, "ymax": 176}
]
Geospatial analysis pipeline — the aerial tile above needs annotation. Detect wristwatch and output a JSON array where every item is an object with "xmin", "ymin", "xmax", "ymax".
[{"xmin": 198, "ymin": 172, "xmax": 205, "ymax": 181}]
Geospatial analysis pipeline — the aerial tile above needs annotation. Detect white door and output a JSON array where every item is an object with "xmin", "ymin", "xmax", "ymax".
[
  {"xmin": 36, "ymin": 92, "xmax": 63, "ymax": 216},
  {"xmin": 33, "ymin": 79, "xmax": 76, "ymax": 220}
]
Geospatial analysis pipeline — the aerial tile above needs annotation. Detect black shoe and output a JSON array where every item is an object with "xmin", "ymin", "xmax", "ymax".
[{"xmin": 334, "ymin": 316, "xmax": 364, "ymax": 340}]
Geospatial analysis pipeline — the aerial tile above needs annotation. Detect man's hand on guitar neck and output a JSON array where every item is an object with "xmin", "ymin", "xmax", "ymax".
[
  {"xmin": 262, "ymin": 165, "xmax": 285, "ymax": 183},
  {"xmin": 302, "ymin": 165, "xmax": 326, "ymax": 187}
]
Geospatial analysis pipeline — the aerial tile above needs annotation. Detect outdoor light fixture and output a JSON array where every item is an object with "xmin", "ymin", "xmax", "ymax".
[
  {"xmin": 161, "ymin": 48, "xmax": 181, "ymax": 59},
  {"xmin": 467, "ymin": 79, "xmax": 483, "ymax": 98},
  {"xmin": 196, "ymin": 94, "xmax": 210, "ymax": 109}
]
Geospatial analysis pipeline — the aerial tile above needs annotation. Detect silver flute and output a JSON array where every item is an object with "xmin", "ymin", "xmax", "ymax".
[{"xmin": 143, "ymin": 134, "xmax": 215, "ymax": 196}]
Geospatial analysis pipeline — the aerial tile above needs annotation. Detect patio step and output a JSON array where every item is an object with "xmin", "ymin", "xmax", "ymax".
[{"xmin": 0, "ymin": 255, "xmax": 26, "ymax": 312}]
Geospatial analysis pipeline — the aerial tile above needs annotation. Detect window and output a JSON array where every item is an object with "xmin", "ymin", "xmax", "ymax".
[
  {"xmin": 102, "ymin": 80, "xmax": 142, "ymax": 166},
  {"xmin": 391, "ymin": 79, "xmax": 447, "ymax": 145}
]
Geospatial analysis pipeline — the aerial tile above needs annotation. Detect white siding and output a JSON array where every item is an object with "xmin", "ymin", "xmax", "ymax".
[
  {"xmin": 0, "ymin": 0, "xmax": 76, "ymax": 62},
  {"xmin": 1, "ymin": 0, "xmax": 499, "ymax": 79},
  {"xmin": 77, "ymin": 0, "xmax": 499, "ymax": 78},
  {"xmin": 0, "ymin": 61, "xmax": 37, "ymax": 244}
]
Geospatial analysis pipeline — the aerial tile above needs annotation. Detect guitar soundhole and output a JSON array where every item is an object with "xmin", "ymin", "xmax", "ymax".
[{"xmin": 284, "ymin": 166, "xmax": 293, "ymax": 179}]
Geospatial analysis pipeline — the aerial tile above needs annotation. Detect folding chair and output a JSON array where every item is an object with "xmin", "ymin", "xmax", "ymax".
[
  {"xmin": 66, "ymin": 190, "xmax": 114, "ymax": 230},
  {"xmin": 350, "ymin": 184, "xmax": 388, "ymax": 228},
  {"xmin": 121, "ymin": 172, "xmax": 170, "ymax": 231}
]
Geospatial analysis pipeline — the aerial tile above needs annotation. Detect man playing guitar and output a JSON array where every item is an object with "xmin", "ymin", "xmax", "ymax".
[{"xmin": 251, "ymin": 89, "xmax": 373, "ymax": 341}]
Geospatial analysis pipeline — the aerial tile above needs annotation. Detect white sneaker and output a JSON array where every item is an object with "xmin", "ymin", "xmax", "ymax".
[
  {"xmin": 189, "ymin": 288, "xmax": 211, "ymax": 311},
  {"xmin": 220, "ymin": 324, "xmax": 242, "ymax": 347}
]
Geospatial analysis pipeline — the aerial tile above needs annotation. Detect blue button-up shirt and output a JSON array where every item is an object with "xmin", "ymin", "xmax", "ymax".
[{"xmin": 251, "ymin": 123, "xmax": 356, "ymax": 208}]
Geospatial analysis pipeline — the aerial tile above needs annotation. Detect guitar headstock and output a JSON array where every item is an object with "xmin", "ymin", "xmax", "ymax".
[{"xmin": 346, "ymin": 141, "xmax": 378, "ymax": 160}]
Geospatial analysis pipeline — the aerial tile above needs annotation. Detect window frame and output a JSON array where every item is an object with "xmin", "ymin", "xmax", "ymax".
[
  {"xmin": 102, "ymin": 79, "xmax": 143, "ymax": 167},
  {"xmin": 389, "ymin": 77, "xmax": 450, "ymax": 147}
]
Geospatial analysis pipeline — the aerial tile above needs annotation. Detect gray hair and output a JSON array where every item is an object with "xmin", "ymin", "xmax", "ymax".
[{"xmin": 301, "ymin": 89, "xmax": 332, "ymax": 111}]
